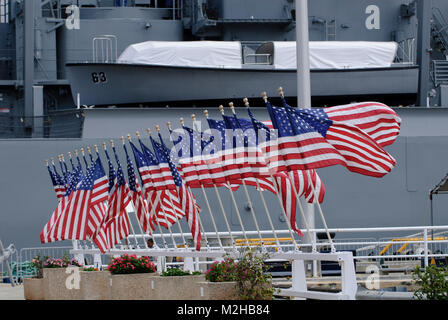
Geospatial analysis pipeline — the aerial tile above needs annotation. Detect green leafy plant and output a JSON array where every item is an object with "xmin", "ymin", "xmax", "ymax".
[
  {"xmin": 412, "ymin": 265, "xmax": 448, "ymax": 300},
  {"xmin": 161, "ymin": 267, "xmax": 202, "ymax": 277},
  {"xmin": 205, "ymin": 257, "xmax": 238, "ymax": 282},
  {"xmin": 107, "ymin": 254, "xmax": 156, "ymax": 275},
  {"xmin": 83, "ymin": 267, "xmax": 100, "ymax": 272},
  {"xmin": 234, "ymin": 248, "xmax": 277, "ymax": 300}
]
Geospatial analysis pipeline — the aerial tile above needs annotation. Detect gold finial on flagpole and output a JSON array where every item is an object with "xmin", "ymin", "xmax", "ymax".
[
  {"xmin": 74, "ymin": 149, "xmax": 79, "ymax": 157},
  {"xmin": 128, "ymin": 134, "xmax": 133, "ymax": 141},
  {"xmin": 136, "ymin": 131, "xmax": 141, "ymax": 139},
  {"xmin": 109, "ymin": 140, "xmax": 115, "ymax": 148},
  {"xmin": 61, "ymin": 154, "xmax": 65, "ymax": 162},
  {"xmin": 218, "ymin": 105, "xmax": 225, "ymax": 115},
  {"xmin": 278, "ymin": 87, "xmax": 284, "ymax": 98},
  {"xmin": 93, "ymin": 145, "xmax": 99, "ymax": 153},
  {"xmin": 261, "ymin": 92, "xmax": 268, "ymax": 103},
  {"xmin": 45, "ymin": 159, "xmax": 49, "ymax": 167},
  {"xmin": 243, "ymin": 98, "xmax": 250, "ymax": 108},
  {"xmin": 146, "ymin": 128, "xmax": 151, "ymax": 136},
  {"xmin": 155, "ymin": 125, "xmax": 160, "ymax": 133},
  {"xmin": 120, "ymin": 136, "xmax": 125, "ymax": 145},
  {"xmin": 229, "ymin": 102, "xmax": 236, "ymax": 114},
  {"xmin": 67, "ymin": 152, "xmax": 72, "ymax": 159},
  {"xmin": 180, "ymin": 117, "xmax": 185, "ymax": 126},
  {"xmin": 203, "ymin": 110, "xmax": 209, "ymax": 119},
  {"xmin": 50, "ymin": 157, "xmax": 55, "ymax": 165},
  {"xmin": 80, "ymin": 148, "xmax": 85, "ymax": 156},
  {"xmin": 102, "ymin": 142, "xmax": 107, "ymax": 150},
  {"xmin": 86, "ymin": 146, "xmax": 92, "ymax": 155},
  {"xmin": 191, "ymin": 114, "xmax": 196, "ymax": 122}
]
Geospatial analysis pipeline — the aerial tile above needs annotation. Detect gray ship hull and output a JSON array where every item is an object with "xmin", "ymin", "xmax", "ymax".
[{"xmin": 66, "ymin": 63, "xmax": 419, "ymax": 107}]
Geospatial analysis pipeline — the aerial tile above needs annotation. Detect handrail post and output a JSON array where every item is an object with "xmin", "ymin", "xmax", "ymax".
[{"xmin": 291, "ymin": 259, "xmax": 307, "ymax": 300}]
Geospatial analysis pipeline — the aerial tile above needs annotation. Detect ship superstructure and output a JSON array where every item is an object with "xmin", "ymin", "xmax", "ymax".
[
  {"xmin": 1, "ymin": 0, "xmax": 448, "ymax": 138},
  {"xmin": 2, "ymin": 0, "xmax": 448, "ymax": 255}
]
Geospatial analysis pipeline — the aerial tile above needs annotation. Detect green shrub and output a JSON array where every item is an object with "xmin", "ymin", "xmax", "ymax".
[
  {"xmin": 234, "ymin": 248, "xmax": 277, "ymax": 300},
  {"xmin": 412, "ymin": 265, "xmax": 448, "ymax": 300},
  {"xmin": 161, "ymin": 267, "xmax": 202, "ymax": 277}
]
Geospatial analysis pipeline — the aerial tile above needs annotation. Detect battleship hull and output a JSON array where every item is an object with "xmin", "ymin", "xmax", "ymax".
[{"xmin": 66, "ymin": 63, "xmax": 419, "ymax": 107}]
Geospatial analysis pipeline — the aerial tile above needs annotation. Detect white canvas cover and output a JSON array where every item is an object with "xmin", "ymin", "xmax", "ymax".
[
  {"xmin": 273, "ymin": 41, "xmax": 398, "ymax": 70},
  {"xmin": 118, "ymin": 41, "xmax": 243, "ymax": 69}
]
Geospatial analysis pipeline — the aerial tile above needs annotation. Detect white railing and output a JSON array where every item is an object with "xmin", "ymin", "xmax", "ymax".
[
  {"xmin": 67, "ymin": 225, "xmax": 448, "ymax": 300},
  {"xmin": 9, "ymin": 225, "xmax": 448, "ymax": 299}
]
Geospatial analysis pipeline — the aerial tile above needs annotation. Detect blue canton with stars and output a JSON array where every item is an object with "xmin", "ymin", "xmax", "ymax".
[
  {"xmin": 129, "ymin": 141, "xmax": 149, "ymax": 171},
  {"xmin": 207, "ymin": 118, "xmax": 230, "ymax": 151},
  {"xmin": 65, "ymin": 165, "xmax": 84, "ymax": 197},
  {"xmin": 139, "ymin": 139, "xmax": 160, "ymax": 167},
  {"xmin": 104, "ymin": 150, "xmax": 117, "ymax": 192},
  {"xmin": 152, "ymin": 134, "xmax": 183, "ymax": 187},
  {"xmin": 78, "ymin": 158, "xmax": 106, "ymax": 191},
  {"xmin": 183, "ymin": 126, "xmax": 203, "ymax": 159}
]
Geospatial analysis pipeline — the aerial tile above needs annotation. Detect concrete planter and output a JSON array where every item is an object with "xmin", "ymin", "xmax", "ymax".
[
  {"xmin": 80, "ymin": 271, "xmax": 111, "ymax": 300},
  {"xmin": 43, "ymin": 268, "xmax": 83, "ymax": 300},
  {"xmin": 109, "ymin": 272, "xmax": 158, "ymax": 300},
  {"xmin": 150, "ymin": 275, "xmax": 206, "ymax": 300},
  {"xmin": 196, "ymin": 281, "xmax": 239, "ymax": 300},
  {"xmin": 23, "ymin": 278, "xmax": 45, "ymax": 300}
]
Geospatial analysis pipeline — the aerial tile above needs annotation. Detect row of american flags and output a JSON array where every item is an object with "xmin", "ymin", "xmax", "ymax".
[{"xmin": 41, "ymin": 91, "xmax": 401, "ymax": 253}]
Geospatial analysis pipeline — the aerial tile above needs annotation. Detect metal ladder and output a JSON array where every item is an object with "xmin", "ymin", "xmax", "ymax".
[{"xmin": 325, "ymin": 19, "xmax": 336, "ymax": 41}]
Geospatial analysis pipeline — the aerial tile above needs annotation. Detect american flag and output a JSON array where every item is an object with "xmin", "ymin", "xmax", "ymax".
[
  {"xmin": 232, "ymin": 111, "xmax": 303, "ymax": 236},
  {"xmin": 132, "ymin": 140, "xmax": 184, "ymax": 228},
  {"xmin": 323, "ymin": 102, "xmax": 401, "ymax": 147},
  {"xmin": 154, "ymin": 133, "xmax": 202, "ymax": 251},
  {"xmin": 41, "ymin": 163, "xmax": 83, "ymax": 243},
  {"xmin": 93, "ymin": 153, "xmax": 131, "ymax": 253},
  {"xmin": 207, "ymin": 117, "xmax": 246, "ymax": 183},
  {"xmin": 245, "ymin": 107, "xmax": 325, "ymax": 204},
  {"xmin": 279, "ymin": 98, "xmax": 401, "ymax": 149},
  {"xmin": 47, "ymin": 165, "xmax": 66, "ymax": 201},
  {"xmin": 173, "ymin": 125, "xmax": 214, "ymax": 188},
  {"xmin": 266, "ymin": 100, "xmax": 396, "ymax": 178},
  {"xmin": 44, "ymin": 158, "xmax": 108, "ymax": 242},
  {"xmin": 124, "ymin": 143, "xmax": 155, "ymax": 234}
]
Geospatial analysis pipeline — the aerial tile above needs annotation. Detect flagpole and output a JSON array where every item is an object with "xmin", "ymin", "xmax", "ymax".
[
  {"xmin": 130, "ymin": 134, "xmax": 168, "ymax": 250},
  {"xmin": 139, "ymin": 131, "xmax": 178, "ymax": 249},
  {"xmin": 201, "ymin": 110, "xmax": 237, "ymax": 250},
  {"xmin": 170, "ymin": 120, "xmax": 211, "ymax": 250},
  {"xmin": 221, "ymin": 104, "xmax": 266, "ymax": 249},
  {"xmin": 174, "ymin": 119, "xmax": 213, "ymax": 250},
  {"xmin": 244, "ymin": 98, "xmax": 298, "ymax": 250},
  {"xmin": 67, "ymin": 152, "xmax": 75, "ymax": 171},
  {"xmin": 205, "ymin": 109, "xmax": 250, "ymax": 247},
  {"xmin": 228, "ymin": 102, "xmax": 276, "ymax": 250},
  {"xmin": 186, "ymin": 116, "xmax": 225, "ymax": 250},
  {"xmin": 80, "ymin": 148, "xmax": 89, "ymax": 168},
  {"xmin": 154, "ymin": 125, "xmax": 189, "ymax": 249},
  {"xmin": 240, "ymin": 99, "xmax": 283, "ymax": 250},
  {"xmin": 108, "ymin": 141, "xmax": 140, "ymax": 249},
  {"xmin": 295, "ymin": 0, "xmax": 316, "ymax": 250},
  {"xmin": 120, "ymin": 137, "xmax": 149, "ymax": 249},
  {"xmin": 304, "ymin": 169, "xmax": 335, "ymax": 252}
]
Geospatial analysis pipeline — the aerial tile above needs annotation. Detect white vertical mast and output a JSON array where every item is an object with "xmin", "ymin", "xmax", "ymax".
[{"xmin": 295, "ymin": 0, "xmax": 315, "ymax": 248}]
